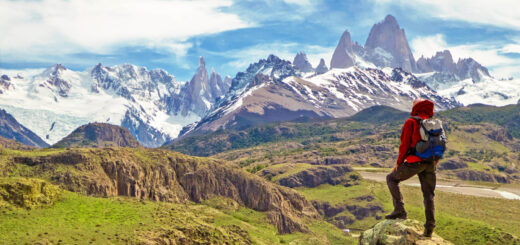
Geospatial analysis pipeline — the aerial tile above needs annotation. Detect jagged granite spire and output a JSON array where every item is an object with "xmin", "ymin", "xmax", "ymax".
[
  {"xmin": 315, "ymin": 58, "xmax": 329, "ymax": 74},
  {"xmin": 330, "ymin": 30, "xmax": 355, "ymax": 69},
  {"xmin": 293, "ymin": 51, "xmax": 314, "ymax": 72},
  {"xmin": 364, "ymin": 15, "xmax": 417, "ymax": 72}
]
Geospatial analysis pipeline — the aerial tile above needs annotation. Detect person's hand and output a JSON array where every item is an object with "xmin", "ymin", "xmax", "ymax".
[{"xmin": 392, "ymin": 165, "xmax": 398, "ymax": 172}]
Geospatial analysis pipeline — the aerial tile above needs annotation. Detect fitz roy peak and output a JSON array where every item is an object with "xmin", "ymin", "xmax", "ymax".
[
  {"xmin": 330, "ymin": 15, "xmax": 416, "ymax": 72},
  {"xmin": 363, "ymin": 15, "xmax": 417, "ymax": 72},
  {"xmin": 327, "ymin": 15, "xmax": 516, "ymax": 106},
  {"xmin": 0, "ymin": 59, "xmax": 231, "ymax": 147}
]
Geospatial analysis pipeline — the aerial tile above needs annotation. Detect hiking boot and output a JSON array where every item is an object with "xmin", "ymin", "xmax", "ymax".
[
  {"xmin": 384, "ymin": 210, "xmax": 407, "ymax": 220},
  {"xmin": 423, "ymin": 228, "xmax": 434, "ymax": 238}
]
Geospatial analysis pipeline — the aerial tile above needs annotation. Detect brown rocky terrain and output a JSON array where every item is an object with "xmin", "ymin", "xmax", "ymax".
[
  {"xmin": 275, "ymin": 165, "xmax": 355, "ymax": 188},
  {"xmin": 3, "ymin": 148, "xmax": 319, "ymax": 234},
  {"xmin": 52, "ymin": 122, "xmax": 141, "ymax": 148}
]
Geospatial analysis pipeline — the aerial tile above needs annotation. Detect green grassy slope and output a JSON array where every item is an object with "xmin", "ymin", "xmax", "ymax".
[{"xmin": 0, "ymin": 191, "xmax": 355, "ymax": 244}]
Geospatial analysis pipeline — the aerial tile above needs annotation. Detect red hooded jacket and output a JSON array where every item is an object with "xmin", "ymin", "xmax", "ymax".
[{"xmin": 396, "ymin": 99, "xmax": 435, "ymax": 166}]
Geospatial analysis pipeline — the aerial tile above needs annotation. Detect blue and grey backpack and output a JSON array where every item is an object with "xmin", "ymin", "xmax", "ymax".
[{"xmin": 411, "ymin": 116, "xmax": 447, "ymax": 161}]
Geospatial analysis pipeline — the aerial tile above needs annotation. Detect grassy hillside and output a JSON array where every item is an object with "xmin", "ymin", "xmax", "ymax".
[
  {"xmin": 0, "ymin": 190, "xmax": 353, "ymax": 244},
  {"xmin": 0, "ymin": 147, "xmax": 356, "ymax": 244}
]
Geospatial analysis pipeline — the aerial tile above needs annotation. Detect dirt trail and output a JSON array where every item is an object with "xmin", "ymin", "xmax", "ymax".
[{"xmin": 358, "ymin": 171, "xmax": 520, "ymax": 200}]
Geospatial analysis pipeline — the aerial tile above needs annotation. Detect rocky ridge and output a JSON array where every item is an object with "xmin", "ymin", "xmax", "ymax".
[
  {"xmin": 52, "ymin": 122, "xmax": 141, "ymax": 148},
  {"xmin": 177, "ymin": 55, "xmax": 458, "ymax": 137},
  {"xmin": 7, "ymin": 148, "xmax": 319, "ymax": 234}
]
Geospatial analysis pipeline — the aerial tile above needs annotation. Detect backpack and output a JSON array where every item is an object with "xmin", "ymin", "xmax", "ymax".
[{"xmin": 411, "ymin": 116, "xmax": 447, "ymax": 161}]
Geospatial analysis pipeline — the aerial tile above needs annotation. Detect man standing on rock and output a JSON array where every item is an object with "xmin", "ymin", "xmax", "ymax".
[{"xmin": 385, "ymin": 99, "xmax": 439, "ymax": 238}]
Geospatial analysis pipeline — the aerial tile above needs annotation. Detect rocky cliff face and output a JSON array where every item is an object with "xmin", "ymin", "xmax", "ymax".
[
  {"xmin": 0, "ymin": 75, "xmax": 14, "ymax": 94},
  {"xmin": 277, "ymin": 165, "xmax": 354, "ymax": 188},
  {"xmin": 0, "ymin": 109, "xmax": 49, "ymax": 148},
  {"xmin": 456, "ymin": 58, "xmax": 491, "ymax": 82},
  {"xmin": 416, "ymin": 50, "xmax": 457, "ymax": 74},
  {"xmin": 293, "ymin": 52, "xmax": 314, "ymax": 73},
  {"xmin": 52, "ymin": 122, "xmax": 141, "ymax": 148},
  {"xmin": 315, "ymin": 58, "xmax": 329, "ymax": 75},
  {"xmin": 363, "ymin": 15, "xmax": 417, "ymax": 72},
  {"xmin": 416, "ymin": 50, "xmax": 491, "ymax": 82},
  {"xmin": 330, "ymin": 30, "xmax": 356, "ymax": 69},
  {"xmin": 9, "ymin": 148, "xmax": 319, "ymax": 234}
]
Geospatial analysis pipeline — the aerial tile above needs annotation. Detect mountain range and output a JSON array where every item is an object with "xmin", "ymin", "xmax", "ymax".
[
  {"xmin": 0, "ymin": 14, "xmax": 518, "ymax": 147},
  {"xmin": 0, "ymin": 58, "xmax": 230, "ymax": 147}
]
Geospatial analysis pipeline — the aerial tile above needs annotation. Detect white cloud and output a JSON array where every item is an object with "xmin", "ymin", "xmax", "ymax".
[
  {"xmin": 0, "ymin": 0, "xmax": 251, "ymax": 62},
  {"xmin": 411, "ymin": 34, "xmax": 520, "ymax": 78},
  {"xmin": 373, "ymin": 0, "xmax": 520, "ymax": 30}
]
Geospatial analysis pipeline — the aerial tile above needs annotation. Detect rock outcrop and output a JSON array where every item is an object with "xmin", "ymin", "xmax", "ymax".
[
  {"xmin": 293, "ymin": 52, "xmax": 314, "ymax": 72},
  {"xmin": 330, "ymin": 30, "xmax": 356, "ymax": 69},
  {"xmin": 359, "ymin": 219, "xmax": 453, "ymax": 245},
  {"xmin": 0, "ymin": 109, "xmax": 49, "ymax": 148},
  {"xmin": 315, "ymin": 58, "xmax": 329, "ymax": 74},
  {"xmin": 0, "ymin": 178, "xmax": 62, "ymax": 209},
  {"xmin": 454, "ymin": 169, "xmax": 511, "ymax": 183},
  {"xmin": 364, "ymin": 15, "xmax": 417, "ymax": 73},
  {"xmin": 277, "ymin": 165, "xmax": 354, "ymax": 188},
  {"xmin": 416, "ymin": 50, "xmax": 457, "ymax": 74},
  {"xmin": 9, "ymin": 148, "xmax": 319, "ymax": 234},
  {"xmin": 52, "ymin": 122, "xmax": 141, "ymax": 148},
  {"xmin": 416, "ymin": 50, "xmax": 491, "ymax": 82}
]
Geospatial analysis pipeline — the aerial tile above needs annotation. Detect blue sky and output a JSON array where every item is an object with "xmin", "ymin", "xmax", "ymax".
[{"xmin": 1, "ymin": 0, "xmax": 520, "ymax": 81}]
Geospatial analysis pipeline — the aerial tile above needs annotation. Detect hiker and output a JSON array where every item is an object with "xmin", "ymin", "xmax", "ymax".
[{"xmin": 385, "ymin": 99, "xmax": 446, "ymax": 238}]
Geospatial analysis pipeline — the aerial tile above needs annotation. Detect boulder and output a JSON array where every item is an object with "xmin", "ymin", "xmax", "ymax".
[
  {"xmin": 359, "ymin": 219, "xmax": 453, "ymax": 245},
  {"xmin": 0, "ymin": 178, "xmax": 61, "ymax": 209}
]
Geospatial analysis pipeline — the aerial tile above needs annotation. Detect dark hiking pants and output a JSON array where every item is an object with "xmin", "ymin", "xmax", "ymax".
[{"xmin": 386, "ymin": 161, "xmax": 436, "ymax": 230}]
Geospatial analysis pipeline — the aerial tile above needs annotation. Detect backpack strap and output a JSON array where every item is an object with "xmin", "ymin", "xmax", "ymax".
[{"xmin": 411, "ymin": 116, "xmax": 429, "ymax": 136}]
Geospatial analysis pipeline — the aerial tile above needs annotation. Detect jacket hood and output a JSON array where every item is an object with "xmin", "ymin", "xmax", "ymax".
[{"xmin": 411, "ymin": 99, "xmax": 434, "ymax": 117}]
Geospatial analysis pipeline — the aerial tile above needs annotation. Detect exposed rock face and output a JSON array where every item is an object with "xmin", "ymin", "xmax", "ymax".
[
  {"xmin": 293, "ymin": 52, "xmax": 314, "ymax": 72},
  {"xmin": 278, "ymin": 165, "xmax": 354, "ymax": 188},
  {"xmin": 315, "ymin": 58, "xmax": 329, "ymax": 74},
  {"xmin": 0, "ymin": 178, "xmax": 62, "ymax": 209},
  {"xmin": 437, "ymin": 159, "xmax": 468, "ymax": 170},
  {"xmin": 52, "ymin": 122, "xmax": 141, "ymax": 148},
  {"xmin": 416, "ymin": 50, "xmax": 457, "ymax": 74},
  {"xmin": 456, "ymin": 58, "xmax": 491, "ymax": 82},
  {"xmin": 416, "ymin": 50, "xmax": 491, "ymax": 83},
  {"xmin": 454, "ymin": 169, "xmax": 510, "ymax": 183},
  {"xmin": 0, "ymin": 109, "xmax": 49, "ymax": 148},
  {"xmin": 0, "ymin": 74, "xmax": 14, "ymax": 94},
  {"xmin": 364, "ymin": 15, "xmax": 417, "ymax": 72},
  {"xmin": 10, "ymin": 148, "xmax": 319, "ymax": 234},
  {"xmin": 41, "ymin": 64, "xmax": 72, "ymax": 97},
  {"xmin": 359, "ymin": 219, "xmax": 453, "ymax": 245},
  {"xmin": 330, "ymin": 30, "xmax": 356, "ymax": 69}
]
